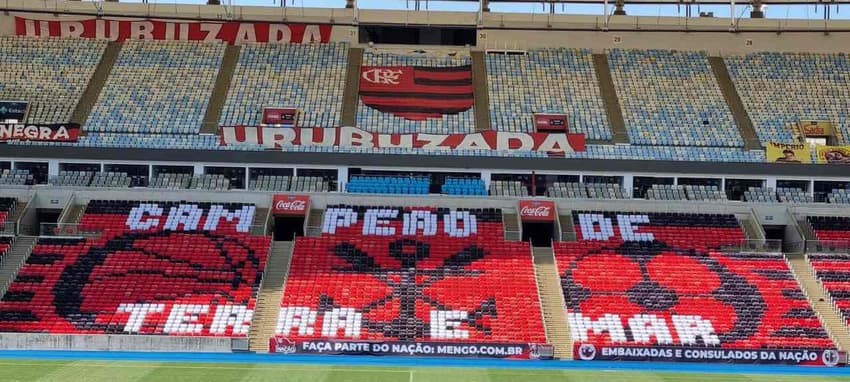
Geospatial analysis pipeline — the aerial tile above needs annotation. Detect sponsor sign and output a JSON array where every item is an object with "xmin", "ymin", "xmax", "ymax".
[
  {"xmin": 765, "ymin": 142, "xmax": 812, "ymax": 164},
  {"xmin": 534, "ymin": 113, "xmax": 569, "ymax": 132},
  {"xmin": 0, "ymin": 101, "xmax": 28, "ymax": 122},
  {"xmin": 272, "ymin": 194, "xmax": 309, "ymax": 216},
  {"xmin": 359, "ymin": 65, "xmax": 473, "ymax": 121},
  {"xmin": 262, "ymin": 107, "xmax": 298, "ymax": 126},
  {"xmin": 800, "ymin": 120, "xmax": 834, "ymax": 137},
  {"xmin": 518, "ymin": 200, "xmax": 556, "ymax": 222},
  {"xmin": 220, "ymin": 126, "xmax": 586, "ymax": 154},
  {"xmin": 0, "ymin": 123, "xmax": 80, "ymax": 142},
  {"xmin": 816, "ymin": 145, "xmax": 850, "ymax": 164},
  {"xmin": 15, "ymin": 17, "xmax": 332, "ymax": 45},
  {"xmin": 271, "ymin": 338, "xmax": 553, "ymax": 359},
  {"xmin": 574, "ymin": 344, "xmax": 843, "ymax": 366}
]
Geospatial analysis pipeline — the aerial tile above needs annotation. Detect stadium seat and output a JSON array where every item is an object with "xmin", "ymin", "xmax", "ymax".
[{"xmin": 347, "ymin": 175, "xmax": 429, "ymax": 195}]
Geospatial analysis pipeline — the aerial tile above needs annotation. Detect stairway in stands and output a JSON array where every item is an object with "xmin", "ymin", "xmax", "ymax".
[
  {"xmin": 592, "ymin": 54, "xmax": 629, "ymax": 144},
  {"xmin": 0, "ymin": 236, "xmax": 37, "ymax": 298},
  {"xmin": 248, "ymin": 240, "xmax": 295, "ymax": 352},
  {"xmin": 201, "ymin": 45, "xmax": 241, "ymax": 134},
  {"xmin": 502, "ymin": 211, "xmax": 520, "ymax": 241},
  {"xmin": 5, "ymin": 202, "xmax": 27, "ymax": 228},
  {"xmin": 306, "ymin": 209, "xmax": 324, "ymax": 237},
  {"xmin": 73, "ymin": 42, "xmax": 123, "ymax": 127},
  {"xmin": 470, "ymin": 51, "xmax": 492, "ymax": 132},
  {"xmin": 532, "ymin": 247, "xmax": 572, "ymax": 359},
  {"xmin": 340, "ymin": 47, "xmax": 364, "ymax": 127},
  {"xmin": 786, "ymin": 254, "xmax": 850, "ymax": 351},
  {"xmin": 708, "ymin": 56, "xmax": 762, "ymax": 151},
  {"xmin": 60, "ymin": 203, "xmax": 86, "ymax": 225}
]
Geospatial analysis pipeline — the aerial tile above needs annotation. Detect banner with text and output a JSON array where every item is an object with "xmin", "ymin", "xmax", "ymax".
[
  {"xmin": 0, "ymin": 123, "xmax": 80, "ymax": 142},
  {"xmin": 220, "ymin": 126, "xmax": 586, "ymax": 154},
  {"xmin": 15, "ymin": 16, "xmax": 332, "ymax": 45},
  {"xmin": 270, "ymin": 338, "xmax": 553, "ymax": 359},
  {"xmin": 765, "ymin": 142, "xmax": 812, "ymax": 164},
  {"xmin": 816, "ymin": 145, "xmax": 850, "ymax": 164},
  {"xmin": 574, "ymin": 344, "xmax": 842, "ymax": 366},
  {"xmin": 0, "ymin": 101, "xmax": 28, "ymax": 122}
]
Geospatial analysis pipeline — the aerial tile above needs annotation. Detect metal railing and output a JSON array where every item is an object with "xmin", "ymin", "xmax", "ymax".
[
  {"xmin": 805, "ymin": 240, "xmax": 850, "ymax": 254},
  {"xmin": 717, "ymin": 239, "xmax": 783, "ymax": 253}
]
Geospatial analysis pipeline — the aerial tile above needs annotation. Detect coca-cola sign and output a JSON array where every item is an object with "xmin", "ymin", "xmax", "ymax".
[
  {"xmin": 518, "ymin": 200, "xmax": 556, "ymax": 222},
  {"xmin": 273, "ymin": 194, "xmax": 310, "ymax": 216}
]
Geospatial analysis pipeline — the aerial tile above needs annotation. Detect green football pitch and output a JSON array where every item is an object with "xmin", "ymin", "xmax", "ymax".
[{"xmin": 1, "ymin": 360, "xmax": 850, "ymax": 382}]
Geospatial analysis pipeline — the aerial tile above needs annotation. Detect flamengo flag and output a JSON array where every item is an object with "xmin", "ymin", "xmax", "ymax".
[{"xmin": 359, "ymin": 65, "xmax": 474, "ymax": 121}]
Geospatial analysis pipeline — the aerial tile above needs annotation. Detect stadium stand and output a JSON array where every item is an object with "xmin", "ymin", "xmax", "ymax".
[
  {"xmin": 0, "ymin": 200, "xmax": 269, "ymax": 336},
  {"xmin": 441, "ymin": 177, "xmax": 487, "ymax": 196},
  {"xmin": 489, "ymin": 180, "xmax": 529, "ymax": 197},
  {"xmin": 777, "ymin": 187, "xmax": 813, "ymax": 204},
  {"xmin": 357, "ymin": 50, "xmax": 475, "ymax": 134},
  {"xmin": 557, "ymin": 211, "xmax": 834, "ymax": 350},
  {"xmin": 486, "ymin": 49, "xmax": 611, "ymax": 140},
  {"xmin": 346, "ymin": 175, "xmax": 429, "ymax": 195},
  {"xmin": 608, "ymin": 49, "xmax": 742, "ymax": 147},
  {"xmin": 219, "ymin": 43, "xmax": 348, "ymax": 128},
  {"xmin": 89, "ymin": 172, "xmax": 132, "ymax": 188},
  {"xmin": 0, "ymin": 198, "xmax": 17, "ymax": 229},
  {"xmin": 0, "ymin": 36, "xmax": 106, "ymax": 124},
  {"xmin": 85, "ymin": 40, "xmax": 225, "ymax": 134},
  {"xmin": 547, "ymin": 182, "xmax": 586, "ymax": 199},
  {"xmin": 584, "ymin": 183, "xmax": 628, "ymax": 199},
  {"xmin": 149, "ymin": 173, "xmax": 192, "ymax": 189},
  {"xmin": 725, "ymin": 53, "xmax": 850, "ymax": 144},
  {"xmin": 249, "ymin": 175, "xmax": 291, "ymax": 192},
  {"xmin": 828, "ymin": 189, "xmax": 850, "ymax": 204},
  {"xmin": 646, "ymin": 185, "xmax": 688, "ymax": 201},
  {"xmin": 290, "ymin": 176, "xmax": 331, "ymax": 192},
  {"xmin": 0, "ymin": 236, "xmax": 11, "ymax": 262},
  {"xmin": 684, "ymin": 185, "xmax": 727, "ymax": 201},
  {"xmin": 49, "ymin": 171, "xmax": 94, "ymax": 187},
  {"xmin": 190, "ymin": 174, "xmax": 231, "ymax": 191},
  {"xmin": 807, "ymin": 253, "xmax": 850, "ymax": 326},
  {"xmin": 0, "ymin": 170, "xmax": 32, "ymax": 186},
  {"xmin": 744, "ymin": 187, "xmax": 778, "ymax": 203},
  {"xmin": 274, "ymin": 205, "xmax": 547, "ymax": 345}
]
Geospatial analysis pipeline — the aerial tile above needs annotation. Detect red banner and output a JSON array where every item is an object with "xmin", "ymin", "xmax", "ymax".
[
  {"xmin": 0, "ymin": 123, "xmax": 80, "ymax": 142},
  {"xmin": 220, "ymin": 126, "xmax": 586, "ymax": 154},
  {"xmin": 15, "ymin": 17, "xmax": 332, "ymax": 45},
  {"xmin": 359, "ymin": 65, "xmax": 473, "ymax": 121},
  {"xmin": 272, "ymin": 194, "xmax": 309, "ymax": 216},
  {"xmin": 519, "ymin": 200, "xmax": 556, "ymax": 222}
]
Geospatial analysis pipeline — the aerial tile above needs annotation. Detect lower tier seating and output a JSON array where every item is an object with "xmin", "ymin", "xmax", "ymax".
[
  {"xmin": 807, "ymin": 253, "xmax": 850, "ymax": 326},
  {"xmin": 555, "ymin": 211, "xmax": 832, "ymax": 350},
  {"xmin": 0, "ymin": 198, "xmax": 17, "ymax": 230},
  {"xmin": 0, "ymin": 200, "xmax": 270, "ymax": 336},
  {"xmin": 0, "ymin": 236, "xmax": 12, "ymax": 263},
  {"xmin": 808, "ymin": 216, "xmax": 850, "ymax": 244},
  {"xmin": 275, "ymin": 205, "xmax": 547, "ymax": 345}
]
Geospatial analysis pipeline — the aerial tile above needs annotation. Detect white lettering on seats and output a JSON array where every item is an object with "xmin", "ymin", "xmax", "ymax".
[
  {"xmin": 430, "ymin": 310, "xmax": 469, "ymax": 339},
  {"xmin": 163, "ymin": 304, "xmax": 209, "ymax": 334},
  {"xmin": 402, "ymin": 210, "xmax": 437, "ymax": 236},
  {"xmin": 628, "ymin": 314, "xmax": 674, "ymax": 344},
  {"xmin": 163, "ymin": 204, "xmax": 204, "ymax": 231},
  {"xmin": 444, "ymin": 211, "xmax": 477, "ymax": 238},
  {"xmin": 577, "ymin": 213, "xmax": 653, "ymax": 241},
  {"xmin": 320, "ymin": 308, "xmax": 362, "ymax": 338},
  {"xmin": 672, "ymin": 315, "xmax": 721, "ymax": 345},
  {"xmin": 616, "ymin": 214, "xmax": 654, "ymax": 241},
  {"xmin": 275, "ymin": 307, "xmax": 318, "ymax": 336},
  {"xmin": 203, "ymin": 205, "xmax": 255, "ymax": 233},
  {"xmin": 127, "ymin": 203, "xmax": 164, "ymax": 230},
  {"xmin": 210, "ymin": 305, "xmax": 253, "ymax": 335},
  {"xmin": 568, "ymin": 312, "xmax": 721, "ymax": 346},
  {"xmin": 118, "ymin": 303, "xmax": 165, "ymax": 333},
  {"xmin": 363, "ymin": 208, "xmax": 398, "ymax": 236},
  {"xmin": 568, "ymin": 312, "xmax": 628, "ymax": 343},
  {"xmin": 322, "ymin": 208, "xmax": 358, "ymax": 234}
]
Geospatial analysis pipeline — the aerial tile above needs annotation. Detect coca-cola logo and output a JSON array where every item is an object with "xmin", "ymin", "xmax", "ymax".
[
  {"xmin": 521, "ymin": 205, "xmax": 551, "ymax": 217},
  {"xmin": 275, "ymin": 200, "xmax": 306, "ymax": 211}
]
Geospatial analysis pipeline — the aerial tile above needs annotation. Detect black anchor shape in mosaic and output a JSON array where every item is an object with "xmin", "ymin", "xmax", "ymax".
[{"xmin": 321, "ymin": 238, "xmax": 497, "ymax": 341}]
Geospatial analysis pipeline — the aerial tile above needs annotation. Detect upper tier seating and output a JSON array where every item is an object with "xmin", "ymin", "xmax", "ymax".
[
  {"xmin": 777, "ymin": 187, "xmax": 813, "ymax": 204},
  {"xmin": 275, "ymin": 205, "xmax": 547, "ymax": 346},
  {"xmin": 441, "ymin": 177, "xmax": 487, "ymax": 196},
  {"xmin": 646, "ymin": 185, "xmax": 687, "ymax": 201},
  {"xmin": 684, "ymin": 185, "xmax": 727, "ymax": 201},
  {"xmin": 547, "ymin": 182, "xmax": 628, "ymax": 199},
  {"xmin": 0, "ymin": 170, "xmax": 33, "ymax": 186},
  {"xmin": 725, "ymin": 53, "xmax": 850, "ymax": 144},
  {"xmin": 608, "ymin": 50, "xmax": 742, "ymax": 147},
  {"xmin": 556, "ymin": 211, "xmax": 833, "ymax": 350},
  {"xmin": 290, "ymin": 176, "xmax": 331, "ymax": 193},
  {"xmin": 86, "ymin": 40, "xmax": 224, "ymax": 134},
  {"xmin": 190, "ymin": 174, "xmax": 230, "ymax": 191},
  {"xmin": 486, "ymin": 49, "xmax": 611, "ymax": 139},
  {"xmin": 249, "ymin": 175, "xmax": 291, "ymax": 192},
  {"xmin": 0, "ymin": 36, "xmax": 105, "ymax": 123},
  {"xmin": 50, "ymin": 171, "xmax": 94, "ymax": 187},
  {"xmin": 219, "ymin": 43, "xmax": 348, "ymax": 128},
  {"xmin": 744, "ymin": 187, "xmax": 778, "ymax": 203},
  {"xmin": 347, "ymin": 175, "xmax": 429, "ymax": 195},
  {"xmin": 585, "ymin": 183, "xmax": 628, "ymax": 199},
  {"xmin": 489, "ymin": 180, "xmax": 529, "ymax": 197},
  {"xmin": 357, "ymin": 51, "xmax": 475, "ymax": 134},
  {"xmin": 828, "ymin": 189, "xmax": 850, "ymax": 204},
  {"xmin": 150, "ymin": 173, "xmax": 192, "ymax": 189},
  {"xmin": 90, "ymin": 172, "xmax": 132, "ymax": 188},
  {"xmin": 0, "ymin": 200, "xmax": 269, "ymax": 336}
]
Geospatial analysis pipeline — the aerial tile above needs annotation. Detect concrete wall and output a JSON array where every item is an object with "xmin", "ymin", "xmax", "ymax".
[{"xmin": 0, "ymin": 333, "xmax": 236, "ymax": 352}]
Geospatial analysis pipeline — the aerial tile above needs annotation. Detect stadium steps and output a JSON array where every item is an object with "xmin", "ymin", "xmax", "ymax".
[
  {"xmin": 470, "ymin": 51, "xmax": 492, "ymax": 132},
  {"xmin": 559, "ymin": 213, "xmax": 576, "ymax": 241},
  {"xmin": 248, "ymin": 240, "xmax": 295, "ymax": 353},
  {"xmin": 201, "ymin": 45, "xmax": 241, "ymax": 135},
  {"xmin": 797, "ymin": 217, "xmax": 818, "ymax": 242},
  {"xmin": 73, "ymin": 41, "xmax": 123, "ymax": 128},
  {"xmin": 785, "ymin": 253, "xmax": 850, "ymax": 351},
  {"xmin": 502, "ymin": 212, "xmax": 520, "ymax": 241},
  {"xmin": 306, "ymin": 209, "xmax": 324, "ymax": 237},
  {"xmin": 60, "ymin": 203, "xmax": 87, "ymax": 225},
  {"xmin": 340, "ymin": 47, "xmax": 364, "ymax": 127},
  {"xmin": 6, "ymin": 202, "xmax": 27, "ymax": 228},
  {"xmin": 592, "ymin": 54, "xmax": 629, "ymax": 144},
  {"xmin": 740, "ymin": 216, "xmax": 765, "ymax": 242},
  {"xmin": 0, "ymin": 236, "xmax": 37, "ymax": 298},
  {"xmin": 708, "ymin": 57, "xmax": 761, "ymax": 150},
  {"xmin": 532, "ymin": 246, "xmax": 572, "ymax": 359},
  {"xmin": 254, "ymin": 208, "xmax": 270, "ymax": 234}
]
